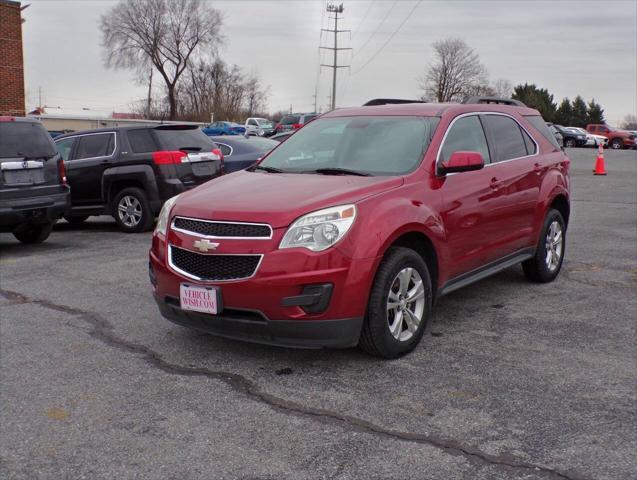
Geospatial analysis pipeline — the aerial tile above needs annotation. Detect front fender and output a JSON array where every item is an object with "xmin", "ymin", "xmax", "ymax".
[{"xmin": 334, "ymin": 181, "xmax": 447, "ymax": 285}]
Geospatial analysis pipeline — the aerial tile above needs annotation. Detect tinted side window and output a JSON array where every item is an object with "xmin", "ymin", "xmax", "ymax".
[
  {"xmin": 75, "ymin": 133, "xmax": 114, "ymax": 159},
  {"xmin": 483, "ymin": 115, "xmax": 528, "ymax": 162},
  {"xmin": 440, "ymin": 115, "xmax": 490, "ymax": 164},
  {"xmin": 127, "ymin": 129, "xmax": 157, "ymax": 153},
  {"xmin": 55, "ymin": 137, "xmax": 75, "ymax": 161},
  {"xmin": 525, "ymin": 115, "xmax": 560, "ymax": 150}
]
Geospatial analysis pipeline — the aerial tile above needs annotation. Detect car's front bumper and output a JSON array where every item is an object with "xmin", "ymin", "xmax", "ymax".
[
  {"xmin": 154, "ymin": 293, "xmax": 363, "ymax": 348},
  {"xmin": 149, "ymin": 230, "xmax": 378, "ymax": 348}
]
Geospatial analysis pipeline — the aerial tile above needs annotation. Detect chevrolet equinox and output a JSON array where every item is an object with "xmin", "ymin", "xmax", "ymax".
[{"xmin": 149, "ymin": 98, "xmax": 570, "ymax": 358}]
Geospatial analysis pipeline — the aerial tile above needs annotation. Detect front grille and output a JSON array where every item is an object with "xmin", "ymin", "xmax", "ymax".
[
  {"xmin": 173, "ymin": 217, "xmax": 271, "ymax": 238},
  {"xmin": 169, "ymin": 246, "xmax": 261, "ymax": 281}
]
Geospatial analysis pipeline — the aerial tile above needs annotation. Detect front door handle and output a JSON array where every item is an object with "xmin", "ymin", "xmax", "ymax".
[{"xmin": 490, "ymin": 177, "xmax": 503, "ymax": 189}]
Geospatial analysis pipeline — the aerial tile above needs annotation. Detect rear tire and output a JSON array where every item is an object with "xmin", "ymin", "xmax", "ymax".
[
  {"xmin": 112, "ymin": 187, "xmax": 154, "ymax": 233},
  {"xmin": 13, "ymin": 222, "xmax": 53, "ymax": 244},
  {"xmin": 522, "ymin": 209, "xmax": 566, "ymax": 283},
  {"xmin": 64, "ymin": 215, "xmax": 89, "ymax": 224},
  {"xmin": 359, "ymin": 247, "xmax": 432, "ymax": 358}
]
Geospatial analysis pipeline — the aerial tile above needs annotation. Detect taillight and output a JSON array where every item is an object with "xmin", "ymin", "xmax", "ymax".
[
  {"xmin": 275, "ymin": 123, "xmax": 281, "ymax": 131},
  {"xmin": 0, "ymin": 116, "xmax": 16, "ymax": 122},
  {"xmin": 292, "ymin": 123, "xmax": 302, "ymax": 129},
  {"xmin": 212, "ymin": 148, "xmax": 224, "ymax": 161},
  {"xmin": 58, "ymin": 159, "xmax": 68, "ymax": 185},
  {"xmin": 152, "ymin": 150, "xmax": 187, "ymax": 165}
]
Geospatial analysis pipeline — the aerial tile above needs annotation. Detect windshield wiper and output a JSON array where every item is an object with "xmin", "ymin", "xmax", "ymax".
[
  {"xmin": 252, "ymin": 165, "xmax": 284, "ymax": 173},
  {"xmin": 309, "ymin": 167, "xmax": 371, "ymax": 177}
]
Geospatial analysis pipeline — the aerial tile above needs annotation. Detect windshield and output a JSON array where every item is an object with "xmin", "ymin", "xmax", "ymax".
[
  {"xmin": 0, "ymin": 122, "xmax": 57, "ymax": 158},
  {"xmin": 256, "ymin": 119, "xmax": 274, "ymax": 128},
  {"xmin": 258, "ymin": 116, "xmax": 439, "ymax": 176},
  {"xmin": 153, "ymin": 126, "xmax": 215, "ymax": 151}
]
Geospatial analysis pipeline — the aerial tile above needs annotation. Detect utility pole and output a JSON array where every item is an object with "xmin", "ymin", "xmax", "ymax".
[
  {"xmin": 146, "ymin": 68, "xmax": 153, "ymax": 119},
  {"xmin": 38, "ymin": 86, "xmax": 42, "ymax": 111},
  {"xmin": 320, "ymin": 3, "xmax": 350, "ymax": 111}
]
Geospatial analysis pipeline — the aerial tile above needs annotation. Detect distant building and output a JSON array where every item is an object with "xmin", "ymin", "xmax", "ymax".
[
  {"xmin": 27, "ymin": 106, "xmax": 204, "ymax": 132},
  {"xmin": 0, "ymin": 0, "xmax": 25, "ymax": 116}
]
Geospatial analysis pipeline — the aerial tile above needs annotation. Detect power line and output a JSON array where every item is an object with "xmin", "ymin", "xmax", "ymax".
[
  {"xmin": 351, "ymin": 0, "xmax": 376, "ymax": 39},
  {"xmin": 352, "ymin": 0, "xmax": 422, "ymax": 76},
  {"xmin": 352, "ymin": 0, "xmax": 398, "ymax": 59}
]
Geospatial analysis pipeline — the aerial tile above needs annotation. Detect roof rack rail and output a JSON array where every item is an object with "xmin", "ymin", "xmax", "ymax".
[
  {"xmin": 363, "ymin": 98, "xmax": 425, "ymax": 106},
  {"xmin": 462, "ymin": 96, "xmax": 526, "ymax": 107}
]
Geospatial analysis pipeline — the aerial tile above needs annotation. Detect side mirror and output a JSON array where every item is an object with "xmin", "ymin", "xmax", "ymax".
[{"xmin": 440, "ymin": 151, "xmax": 484, "ymax": 174}]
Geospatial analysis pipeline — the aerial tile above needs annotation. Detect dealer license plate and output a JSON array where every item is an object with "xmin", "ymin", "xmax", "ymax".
[{"xmin": 180, "ymin": 284, "xmax": 219, "ymax": 315}]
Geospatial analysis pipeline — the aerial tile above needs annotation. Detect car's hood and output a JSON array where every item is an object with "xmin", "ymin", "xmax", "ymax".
[{"xmin": 172, "ymin": 170, "xmax": 403, "ymax": 228}]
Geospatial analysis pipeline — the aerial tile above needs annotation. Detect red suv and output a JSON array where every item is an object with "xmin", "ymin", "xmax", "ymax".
[
  {"xmin": 149, "ymin": 98, "xmax": 570, "ymax": 358},
  {"xmin": 586, "ymin": 124, "xmax": 636, "ymax": 150}
]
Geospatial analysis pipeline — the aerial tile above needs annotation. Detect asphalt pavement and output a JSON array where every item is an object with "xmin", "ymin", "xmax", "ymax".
[{"xmin": 1, "ymin": 148, "xmax": 636, "ymax": 480}]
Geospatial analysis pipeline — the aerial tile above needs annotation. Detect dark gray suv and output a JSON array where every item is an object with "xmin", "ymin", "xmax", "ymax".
[{"xmin": 0, "ymin": 116, "xmax": 70, "ymax": 244}]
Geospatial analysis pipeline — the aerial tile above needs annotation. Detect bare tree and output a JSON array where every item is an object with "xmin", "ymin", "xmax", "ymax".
[
  {"xmin": 620, "ymin": 114, "xmax": 637, "ymax": 130},
  {"xmin": 419, "ymin": 38, "xmax": 488, "ymax": 102},
  {"xmin": 491, "ymin": 78, "xmax": 513, "ymax": 98},
  {"xmin": 175, "ymin": 57, "xmax": 269, "ymax": 122},
  {"xmin": 100, "ymin": 0, "xmax": 223, "ymax": 120}
]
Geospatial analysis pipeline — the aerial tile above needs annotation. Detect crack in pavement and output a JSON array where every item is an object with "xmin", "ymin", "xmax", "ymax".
[{"xmin": 1, "ymin": 288, "xmax": 589, "ymax": 480}]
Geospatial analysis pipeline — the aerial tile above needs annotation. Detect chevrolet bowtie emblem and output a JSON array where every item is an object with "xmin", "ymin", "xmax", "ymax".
[{"xmin": 193, "ymin": 239, "xmax": 219, "ymax": 253}]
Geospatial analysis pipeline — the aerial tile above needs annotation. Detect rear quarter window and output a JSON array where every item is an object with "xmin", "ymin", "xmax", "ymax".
[
  {"xmin": 127, "ymin": 129, "xmax": 157, "ymax": 153},
  {"xmin": 525, "ymin": 116, "xmax": 561, "ymax": 150}
]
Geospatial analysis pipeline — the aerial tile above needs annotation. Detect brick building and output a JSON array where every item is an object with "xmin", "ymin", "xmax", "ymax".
[{"xmin": 0, "ymin": 0, "xmax": 25, "ymax": 116}]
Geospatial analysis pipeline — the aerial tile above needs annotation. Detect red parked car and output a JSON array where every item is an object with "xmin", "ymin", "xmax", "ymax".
[
  {"xmin": 149, "ymin": 98, "xmax": 570, "ymax": 358},
  {"xmin": 585, "ymin": 124, "xmax": 636, "ymax": 150}
]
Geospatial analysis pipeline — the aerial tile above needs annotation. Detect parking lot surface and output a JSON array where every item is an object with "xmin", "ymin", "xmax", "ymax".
[{"xmin": 1, "ymin": 148, "xmax": 636, "ymax": 480}]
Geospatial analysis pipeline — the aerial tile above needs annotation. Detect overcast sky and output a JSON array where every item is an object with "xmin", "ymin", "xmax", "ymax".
[{"xmin": 22, "ymin": 0, "xmax": 637, "ymax": 124}]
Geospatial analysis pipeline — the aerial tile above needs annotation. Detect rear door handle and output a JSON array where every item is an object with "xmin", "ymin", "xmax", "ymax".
[{"xmin": 533, "ymin": 162, "xmax": 542, "ymax": 174}]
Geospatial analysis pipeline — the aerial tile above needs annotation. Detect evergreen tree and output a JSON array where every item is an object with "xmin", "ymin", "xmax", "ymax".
[
  {"xmin": 586, "ymin": 99, "xmax": 605, "ymax": 125},
  {"xmin": 570, "ymin": 95, "xmax": 588, "ymax": 127},
  {"xmin": 553, "ymin": 98, "xmax": 573, "ymax": 126},
  {"xmin": 512, "ymin": 83, "xmax": 557, "ymax": 122}
]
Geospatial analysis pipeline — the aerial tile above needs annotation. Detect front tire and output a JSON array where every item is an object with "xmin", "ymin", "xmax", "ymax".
[
  {"xmin": 13, "ymin": 222, "xmax": 53, "ymax": 244},
  {"xmin": 564, "ymin": 138, "xmax": 576, "ymax": 148},
  {"xmin": 359, "ymin": 247, "xmax": 432, "ymax": 358},
  {"xmin": 522, "ymin": 209, "xmax": 566, "ymax": 283},
  {"xmin": 112, "ymin": 187, "xmax": 154, "ymax": 233},
  {"xmin": 609, "ymin": 138, "xmax": 623, "ymax": 150}
]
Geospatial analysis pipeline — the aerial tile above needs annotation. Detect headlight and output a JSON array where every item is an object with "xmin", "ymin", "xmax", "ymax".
[
  {"xmin": 154, "ymin": 195, "xmax": 179, "ymax": 236},
  {"xmin": 279, "ymin": 204, "xmax": 356, "ymax": 252}
]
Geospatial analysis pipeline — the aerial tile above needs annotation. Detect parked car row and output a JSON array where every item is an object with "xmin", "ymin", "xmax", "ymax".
[
  {"xmin": 545, "ymin": 122, "xmax": 634, "ymax": 149},
  {"xmin": 0, "ymin": 117, "xmax": 280, "ymax": 242},
  {"xmin": 203, "ymin": 114, "xmax": 319, "ymax": 139}
]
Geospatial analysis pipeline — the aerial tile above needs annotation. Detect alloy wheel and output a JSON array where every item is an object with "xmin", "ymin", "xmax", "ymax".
[
  {"xmin": 117, "ymin": 195, "xmax": 143, "ymax": 227},
  {"xmin": 545, "ymin": 220, "xmax": 563, "ymax": 272},
  {"xmin": 386, "ymin": 267, "xmax": 426, "ymax": 342}
]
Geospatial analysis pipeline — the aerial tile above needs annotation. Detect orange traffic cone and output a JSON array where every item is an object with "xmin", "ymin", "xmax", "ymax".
[{"xmin": 593, "ymin": 142, "xmax": 607, "ymax": 175}]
